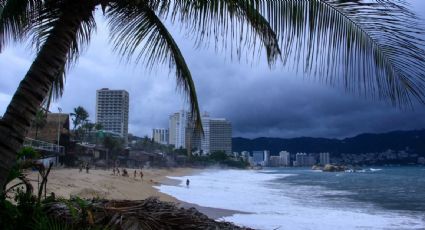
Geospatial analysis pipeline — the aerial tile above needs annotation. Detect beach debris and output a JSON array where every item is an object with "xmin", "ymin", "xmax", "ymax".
[{"xmin": 43, "ymin": 197, "xmax": 253, "ymax": 229}]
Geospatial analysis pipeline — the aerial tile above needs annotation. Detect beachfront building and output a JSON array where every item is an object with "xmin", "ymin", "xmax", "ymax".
[
  {"xmin": 269, "ymin": 156, "xmax": 282, "ymax": 167},
  {"xmin": 264, "ymin": 151, "xmax": 271, "ymax": 166},
  {"xmin": 320, "ymin": 152, "xmax": 330, "ymax": 165},
  {"xmin": 96, "ymin": 88, "xmax": 129, "ymax": 144},
  {"xmin": 152, "ymin": 128, "xmax": 169, "ymax": 145},
  {"xmin": 294, "ymin": 153, "xmax": 316, "ymax": 167},
  {"xmin": 169, "ymin": 111, "xmax": 232, "ymax": 154},
  {"xmin": 241, "ymin": 151, "xmax": 250, "ymax": 161},
  {"xmin": 168, "ymin": 111, "xmax": 189, "ymax": 149},
  {"xmin": 251, "ymin": 150, "xmax": 271, "ymax": 166},
  {"xmin": 200, "ymin": 116, "xmax": 232, "ymax": 155},
  {"xmin": 279, "ymin": 151, "xmax": 291, "ymax": 166},
  {"xmin": 168, "ymin": 113, "xmax": 179, "ymax": 147},
  {"xmin": 252, "ymin": 151, "xmax": 264, "ymax": 165}
]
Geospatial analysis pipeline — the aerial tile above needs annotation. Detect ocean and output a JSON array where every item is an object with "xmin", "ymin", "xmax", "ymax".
[{"xmin": 156, "ymin": 167, "xmax": 425, "ymax": 230}]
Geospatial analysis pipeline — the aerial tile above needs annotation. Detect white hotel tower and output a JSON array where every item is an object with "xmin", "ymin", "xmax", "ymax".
[{"xmin": 96, "ymin": 88, "xmax": 129, "ymax": 143}]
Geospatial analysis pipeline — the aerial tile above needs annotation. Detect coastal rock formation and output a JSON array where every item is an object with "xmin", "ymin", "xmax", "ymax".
[{"xmin": 322, "ymin": 164, "xmax": 347, "ymax": 172}]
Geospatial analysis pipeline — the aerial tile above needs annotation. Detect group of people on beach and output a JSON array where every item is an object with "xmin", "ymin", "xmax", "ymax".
[
  {"xmin": 79, "ymin": 162, "xmax": 90, "ymax": 173},
  {"xmin": 112, "ymin": 168, "xmax": 144, "ymax": 181}
]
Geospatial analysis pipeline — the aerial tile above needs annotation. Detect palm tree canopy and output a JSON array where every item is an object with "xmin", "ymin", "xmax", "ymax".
[
  {"xmin": 2, "ymin": 0, "xmax": 425, "ymax": 129},
  {"xmin": 70, "ymin": 106, "xmax": 89, "ymax": 130}
]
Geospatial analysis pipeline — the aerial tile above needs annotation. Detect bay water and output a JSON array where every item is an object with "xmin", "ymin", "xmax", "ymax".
[{"xmin": 156, "ymin": 167, "xmax": 425, "ymax": 229}]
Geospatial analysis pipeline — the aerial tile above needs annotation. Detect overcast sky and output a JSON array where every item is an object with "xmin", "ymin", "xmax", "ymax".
[{"xmin": 1, "ymin": 1, "xmax": 425, "ymax": 139}]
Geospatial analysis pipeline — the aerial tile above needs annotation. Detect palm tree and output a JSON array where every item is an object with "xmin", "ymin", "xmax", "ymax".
[
  {"xmin": 0, "ymin": 0, "xmax": 425, "ymax": 189},
  {"xmin": 70, "ymin": 106, "xmax": 89, "ymax": 131},
  {"xmin": 94, "ymin": 123, "xmax": 103, "ymax": 131},
  {"xmin": 32, "ymin": 109, "xmax": 47, "ymax": 140}
]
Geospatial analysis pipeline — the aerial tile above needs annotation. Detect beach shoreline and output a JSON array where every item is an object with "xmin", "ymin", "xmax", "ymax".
[{"xmin": 24, "ymin": 167, "xmax": 240, "ymax": 220}]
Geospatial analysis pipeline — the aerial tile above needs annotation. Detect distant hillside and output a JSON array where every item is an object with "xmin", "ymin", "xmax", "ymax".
[{"xmin": 233, "ymin": 129, "xmax": 425, "ymax": 156}]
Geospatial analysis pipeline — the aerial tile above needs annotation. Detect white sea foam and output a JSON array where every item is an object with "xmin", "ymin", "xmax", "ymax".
[{"xmin": 155, "ymin": 169, "xmax": 425, "ymax": 230}]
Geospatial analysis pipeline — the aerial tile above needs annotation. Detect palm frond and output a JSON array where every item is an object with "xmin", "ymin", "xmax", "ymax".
[
  {"xmin": 30, "ymin": 0, "xmax": 96, "ymax": 66},
  {"xmin": 106, "ymin": 0, "xmax": 203, "ymax": 131},
  {"xmin": 256, "ymin": 0, "xmax": 425, "ymax": 106},
  {"xmin": 162, "ymin": 0, "xmax": 281, "ymax": 66},
  {"xmin": 29, "ymin": 0, "xmax": 96, "ymax": 107},
  {"xmin": 0, "ymin": 0, "xmax": 42, "ymax": 52}
]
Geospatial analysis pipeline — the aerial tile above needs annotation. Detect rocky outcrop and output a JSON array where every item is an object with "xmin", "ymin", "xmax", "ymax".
[{"xmin": 322, "ymin": 164, "xmax": 347, "ymax": 172}]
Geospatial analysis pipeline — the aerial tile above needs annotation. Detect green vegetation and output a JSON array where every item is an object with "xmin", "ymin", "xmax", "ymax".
[
  {"xmin": 131, "ymin": 136, "xmax": 173, "ymax": 153},
  {"xmin": 32, "ymin": 110, "xmax": 47, "ymax": 140},
  {"xmin": 0, "ymin": 147, "xmax": 55, "ymax": 230},
  {"xmin": 188, "ymin": 151, "xmax": 249, "ymax": 169}
]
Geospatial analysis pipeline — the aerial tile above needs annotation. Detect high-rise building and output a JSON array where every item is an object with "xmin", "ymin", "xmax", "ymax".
[
  {"xmin": 152, "ymin": 128, "xmax": 169, "ymax": 145},
  {"xmin": 320, "ymin": 152, "xmax": 330, "ymax": 165},
  {"xmin": 269, "ymin": 156, "xmax": 281, "ymax": 167},
  {"xmin": 169, "ymin": 111, "xmax": 232, "ymax": 154},
  {"xmin": 168, "ymin": 110, "xmax": 189, "ymax": 148},
  {"xmin": 96, "ymin": 88, "xmax": 129, "ymax": 143},
  {"xmin": 168, "ymin": 113, "xmax": 179, "ymax": 146},
  {"xmin": 294, "ymin": 152, "xmax": 316, "ymax": 166},
  {"xmin": 200, "ymin": 116, "xmax": 232, "ymax": 155},
  {"xmin": 252, "ymin": 151, "xmax": 264, "ymax": 165},
  {"xmin": 279, "ymin": 151, "xmax": 291, "ymax": 166},
  {"xmin": 264, "ymin": 150, "xmax": 271, "ymax": 166}
]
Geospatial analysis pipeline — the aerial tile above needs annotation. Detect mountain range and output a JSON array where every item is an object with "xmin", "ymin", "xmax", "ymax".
[{"xmin": 232, "ymin": 129, "xmax": 425, "ymax": 156}]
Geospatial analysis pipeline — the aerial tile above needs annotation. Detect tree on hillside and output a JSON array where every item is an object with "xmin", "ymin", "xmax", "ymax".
[{"xmin": 1, "ymin": 0, "xmax": 425, "ymax": 190}]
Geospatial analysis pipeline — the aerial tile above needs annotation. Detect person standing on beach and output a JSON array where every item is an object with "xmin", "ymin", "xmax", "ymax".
[
  {"xmin": 112, "ymin": 168, "xmax": 115, "ymax": 175},
  {"xmin": 86, "ymin": 163, "xmax": 89, "ymax": 174},
  {"xmin": 79, "ymin": 163, "xmax": 83, "ymax": 173},
  {"xmin": 134, "ymin": 170, "xmax": 137, "ymax": 179},
  {"xmin": 186, "ymin": 179, "xmax": 190, "ymax": 188},
  {"xmin": 140, "ymin": 170, "xmax": 144, "ymax": 182},
  {"xmin": 116, "ymin": 168, "xmax": 120, "ymax": 175}
]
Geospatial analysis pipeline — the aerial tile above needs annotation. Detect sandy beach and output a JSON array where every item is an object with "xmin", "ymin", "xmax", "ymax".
[{"xmin": 24, "ymin": 167, "xmax": 238, "ymax": 219}]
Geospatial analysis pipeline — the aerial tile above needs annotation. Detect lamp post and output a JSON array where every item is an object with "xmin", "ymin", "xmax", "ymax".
[
  {"xmin": 57, "ymin": 107, "xmax": 62, "ymax": 165},
  {"xmin": 57, "ymin": 108, "xmax": 62, "ymax": 146}
]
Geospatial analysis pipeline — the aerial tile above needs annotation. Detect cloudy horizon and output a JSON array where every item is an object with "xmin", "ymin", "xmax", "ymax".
[{"xmin": 1, "ymin": 1, "xmax": 425, "ymax": 140}]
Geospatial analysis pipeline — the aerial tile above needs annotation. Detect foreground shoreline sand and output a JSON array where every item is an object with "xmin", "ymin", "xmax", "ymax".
[{"xmin": 25, "ymin": 167, "xmax": 239, "ymax": 220}]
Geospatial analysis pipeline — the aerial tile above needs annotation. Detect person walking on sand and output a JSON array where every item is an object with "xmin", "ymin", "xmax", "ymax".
[
  {"xmin": 186, "ymin": 179, "xmax": 190, "ymax": 188},
  {"xmin": 140, "ymin": 170, "xmax": 144, "ymax": 182},
  {"xmin": 116, "ymin": 168, "xmax": 120, "ymax": 175},
  {"xmin": 112, "ymin": 168, "xmax": 115, "ymax": 176},
  {"xmin": 134, "ymin": 170, "xmax": 137, "ymax": 179},
  {"xmin": 86, "ymin": 163, "xmax": 89, "ymax": 174},
  {"xmin": 79, "ymin": 163, "xmax": 83, "ymax": 173}
]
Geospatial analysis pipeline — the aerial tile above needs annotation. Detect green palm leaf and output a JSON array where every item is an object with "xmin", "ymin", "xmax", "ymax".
[
  {"xmin": 107, "ymin": 0, "xmax": 204, "ymax": 130},
  {"xmin": 0, "ymin": 0, "xmax": 42, "ymax": 51},
  {"xmin": 255, "ymin": 0, "xmax": 425, "ymax": 106}
]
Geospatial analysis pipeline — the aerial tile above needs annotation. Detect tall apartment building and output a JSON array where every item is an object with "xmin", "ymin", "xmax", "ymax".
[
  {"xmin": 152, "ymin": 128, "xmax": 169, "ymax": 145},
  {"xmin": 96, "ymin": 88, "xmax": 129, "ymax": 143},
  {"xmin": 294, "ymin": 153, "xmax": 316, "ymax": 167},
  {"xmin": 320, "ymin": 152, "xmax": 330, "ymax": 165},
  {"xmin": 168, "ymin": 111, "xmax": 189, "ymax": 148},
  {"xmin": 279, "ymin": 151, "xmax": 291, "ymax": 166},
  {"xmin": 252, "ymin": 151, "xmax": 264, "ymax": 165},
  {"xmin": 168, "ymin": 113, "xmax": 179, "ymax": 146},
  {"xmin": 199, "ymin": 116, "xmax": 232, "ymax": 155},
  {"xmin": 169, "ymin": 111, "xmax": 232, "ymax": 154}
]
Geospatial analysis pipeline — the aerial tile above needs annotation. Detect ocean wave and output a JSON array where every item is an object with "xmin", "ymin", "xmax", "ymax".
[{"xmin": 156, "ymin": 169, "xmax": 424, "ymax": 230}]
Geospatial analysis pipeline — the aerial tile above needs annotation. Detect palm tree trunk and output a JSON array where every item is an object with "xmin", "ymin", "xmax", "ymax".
[{"xmin": 0, "ymin": 3, "xmax": 96, "ymax": 189}]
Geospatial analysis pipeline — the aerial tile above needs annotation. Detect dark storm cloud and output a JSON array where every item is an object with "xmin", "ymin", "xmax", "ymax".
[{"xmin": 1, "ymin": 1, "xmax": 425, "ymax": 139}]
